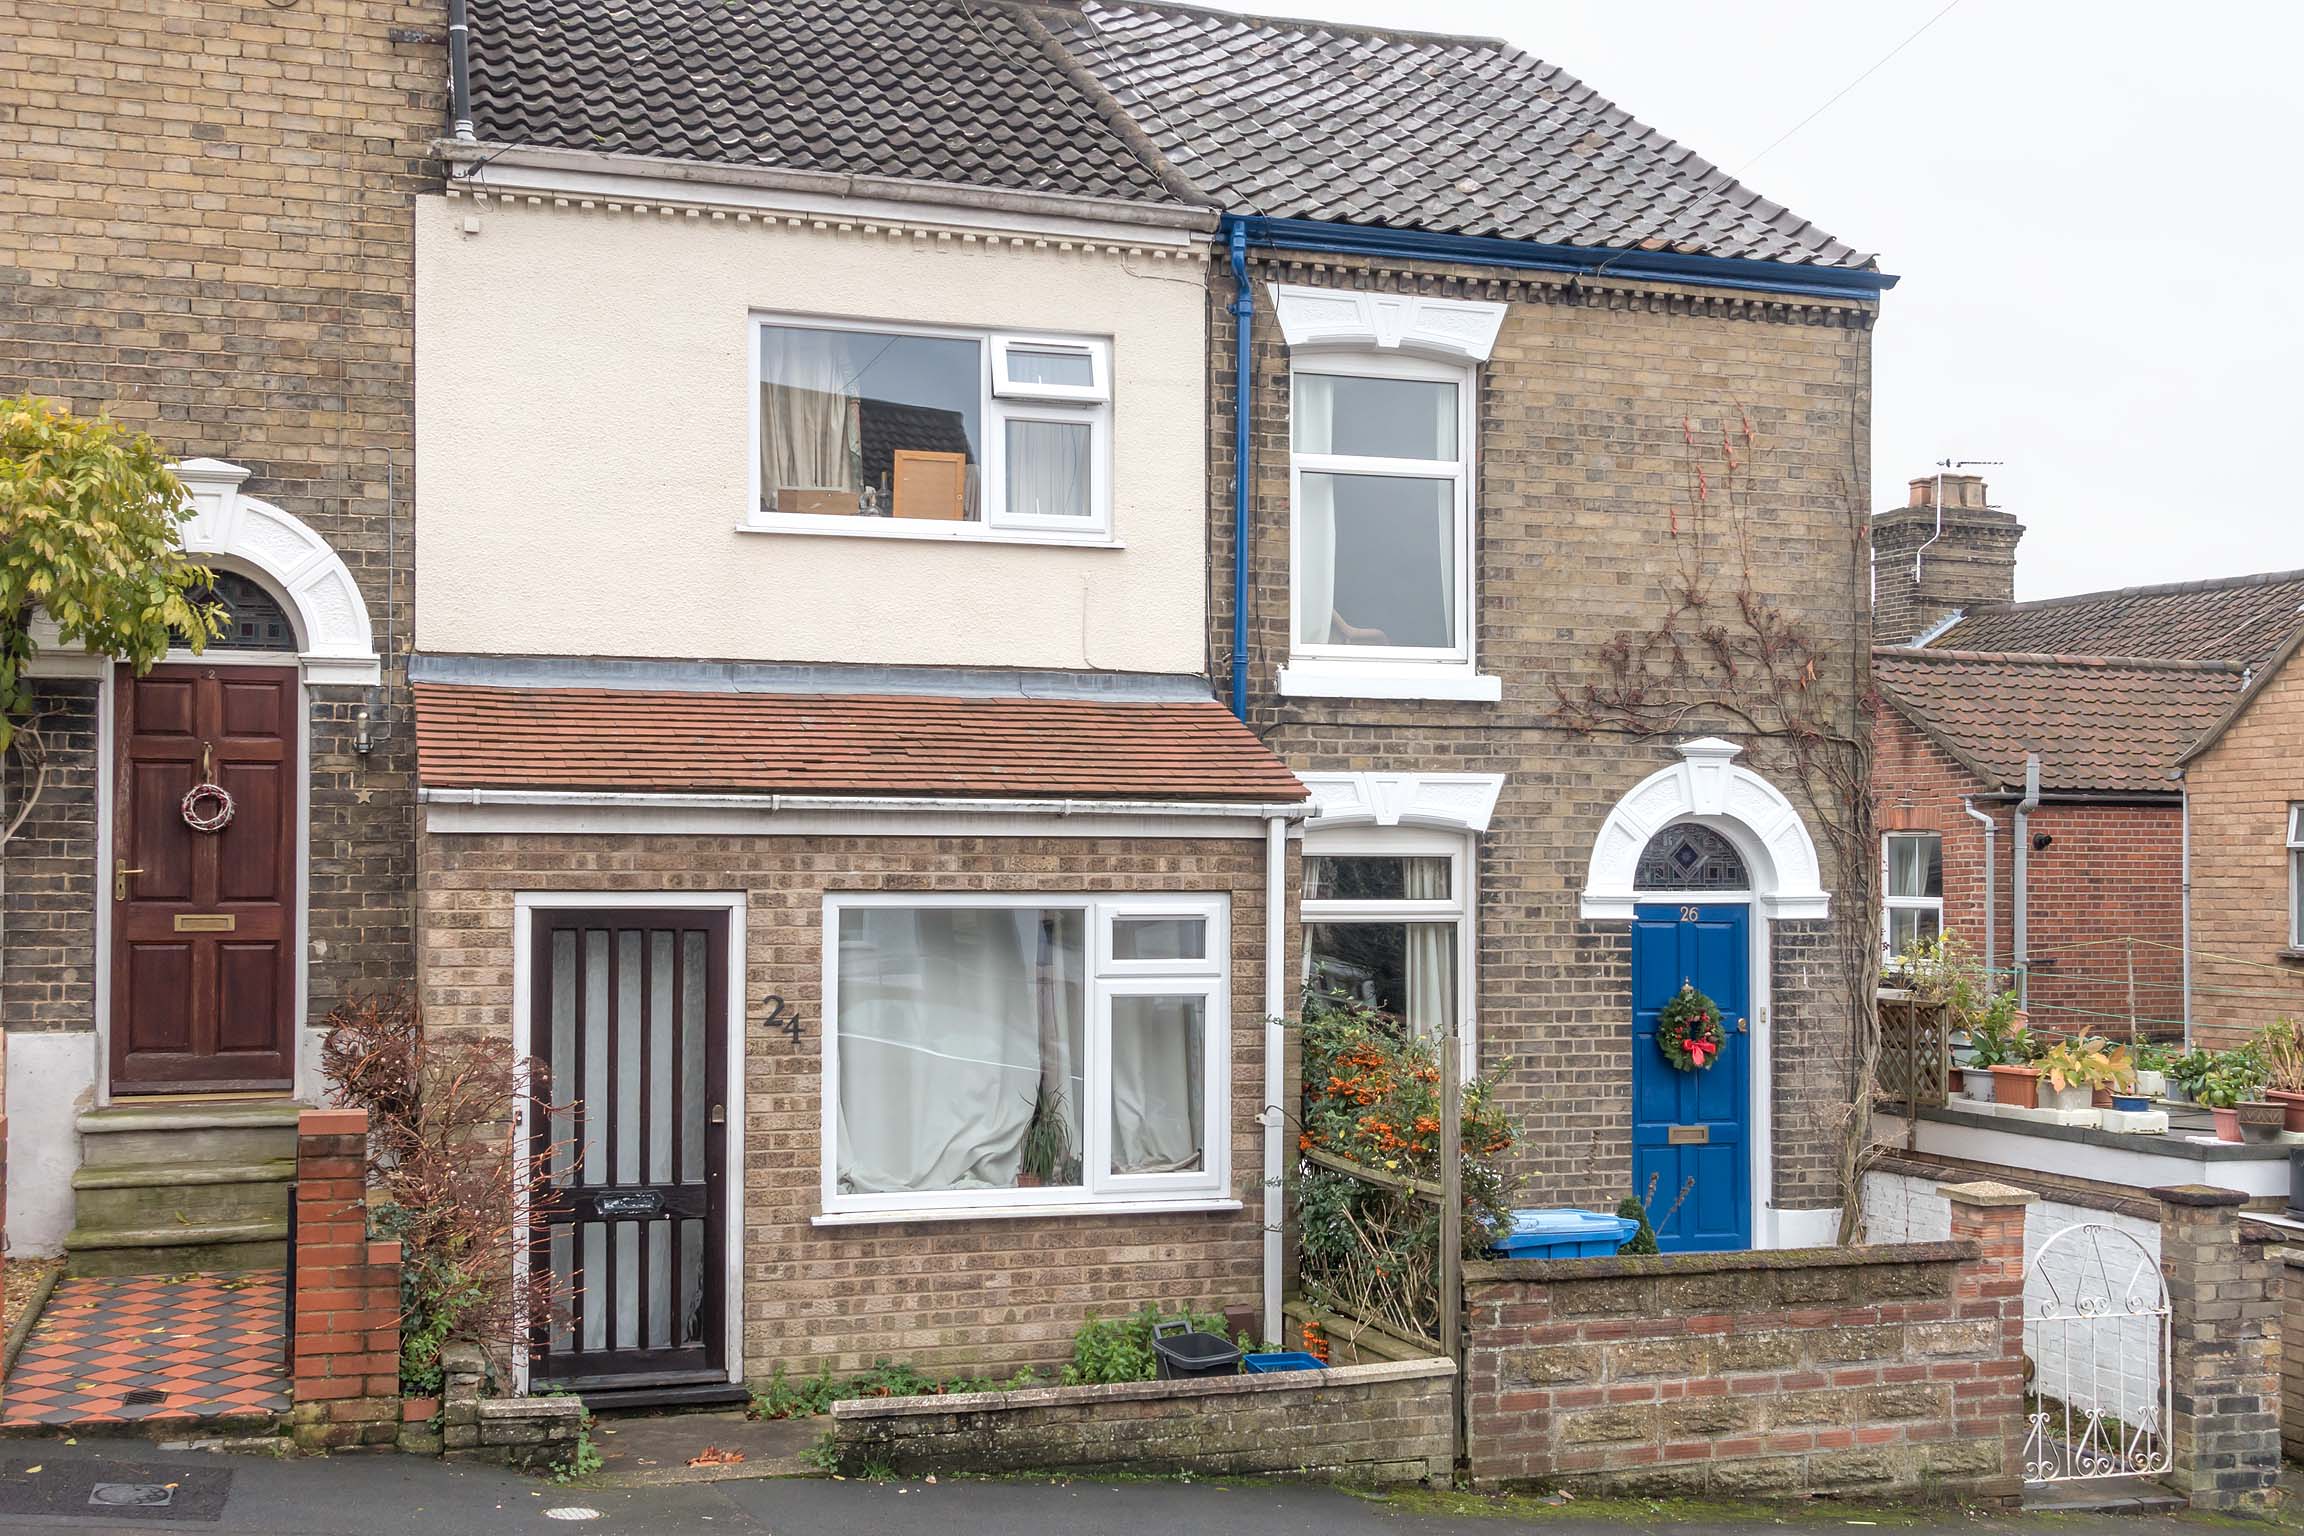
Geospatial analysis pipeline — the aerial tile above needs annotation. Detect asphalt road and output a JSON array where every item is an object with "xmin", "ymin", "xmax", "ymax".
[{"xmin": 0, "ymin": 1439, "xmax": 2273, "ymax": 1535}]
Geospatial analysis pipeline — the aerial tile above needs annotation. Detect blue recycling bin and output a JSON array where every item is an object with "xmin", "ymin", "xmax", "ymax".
[{"xmin": 1489, "ymin": 1207, "xmax": 1638, "ymax": 1259}]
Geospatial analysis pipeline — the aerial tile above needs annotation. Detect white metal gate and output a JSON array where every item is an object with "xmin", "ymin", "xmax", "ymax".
[{"xmin": 2021, "ymin": 1223, "xmax": 2171, "ymax": 1485}]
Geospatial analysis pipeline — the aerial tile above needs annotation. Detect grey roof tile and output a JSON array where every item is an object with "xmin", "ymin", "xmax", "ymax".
[
  {"xmin": 1930, "ymin": 569, "xmax": 2304, "ymax": 666},
  {"xmin": 1044, "ymin": 0, "xmax": 1871, "ymax": 266},
  {"xmin": 464, "ymin": 0, "xmax": 1181, "ymax": 203}
]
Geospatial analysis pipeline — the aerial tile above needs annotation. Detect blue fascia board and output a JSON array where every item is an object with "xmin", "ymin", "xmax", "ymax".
[{"xmin": 1225, "ymin": 215, "xmax": 1897, "ymax": 302}]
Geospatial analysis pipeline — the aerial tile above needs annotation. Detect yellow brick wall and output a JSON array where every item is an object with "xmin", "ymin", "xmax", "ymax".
[
  {"xmin": 418, "ymin": 829, "xmax": 1294, "ymax": 1380},
  {"xmin": 2185, "ymin": 650, "xmax": 2304, "ymax": 1045}
]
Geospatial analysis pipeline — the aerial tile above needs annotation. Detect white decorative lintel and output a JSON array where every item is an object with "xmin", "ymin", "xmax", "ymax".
[
  {"xmin": 1299, "ymin": 772, "xmax": 1504, "ymax": 834},
  {"xmin": 1579, "ymin": 738, "xmax": 1830, "ymax": 922},
  {"xmin": 1269, "ymin": 283, "xmax": 1509, "ymax": 363}
]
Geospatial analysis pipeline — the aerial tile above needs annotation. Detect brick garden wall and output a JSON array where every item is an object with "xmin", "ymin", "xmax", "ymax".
[
  {"xmin": 1873, "ymin": 710, "xmax": 2186, "ymax": 1038},
  {"xmin": 287, "ymin": 1108, "xmax": 403, "ymax": 1451},
  {"xmin": 1460, "ymin": 1187, "xmax": 2029, "ymax": 1500},
  {"xmin": 2184, "ymin": 655, "xmax": 2304, "ymax": 1047},
  {"xmin": 418, "ymin": 829, "xmax": 1294, "ymax": 1381},
  {"xmin": 0, "ymin": 682, "xmax": 98, "ymax": 1035},
  {"xmin": 1210, "ymin": 252, "xmax": 1877, "ymax": 1219},
  {"xmin": 829, "ymin": 1357, "xmax": 1453, "ymax": 1484},
  {"xmin": 0, "ymin": 0, "xmax": 436, "ymax": 1040}
]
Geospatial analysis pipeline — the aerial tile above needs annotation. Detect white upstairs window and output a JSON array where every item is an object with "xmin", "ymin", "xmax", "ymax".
[{"xmin": 750, "ymin": 317, "xmax": 1111, "ymax": 543}]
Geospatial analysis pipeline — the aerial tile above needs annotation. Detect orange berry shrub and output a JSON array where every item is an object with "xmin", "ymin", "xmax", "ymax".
[{"xmin": 1293, "ymin": 991, "xmax": 1520, "ymax": 1345}]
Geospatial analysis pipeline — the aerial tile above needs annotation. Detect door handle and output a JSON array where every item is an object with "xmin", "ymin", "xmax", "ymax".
[
  {"xmin": 114, "ymin": 860, "xmax": 146, "ymax": 902},
  {"xmin": 709, "ymin": 1104, "xmax": 727, "ymax": 1125},
  {"xmin": 1737, "ymin": 1017, "xmax": 1748, "ymax": 1034}
]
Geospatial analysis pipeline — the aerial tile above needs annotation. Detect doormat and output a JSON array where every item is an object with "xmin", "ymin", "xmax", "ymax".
[{"xmin": 0, "ymin": 1455, "xmax": 231, "ymax": 1522}]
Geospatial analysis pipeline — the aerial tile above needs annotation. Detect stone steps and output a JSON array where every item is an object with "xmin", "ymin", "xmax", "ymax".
[{"xmin": 65, "ymin": 1101, "xmax": 307, "ymax": 1276}]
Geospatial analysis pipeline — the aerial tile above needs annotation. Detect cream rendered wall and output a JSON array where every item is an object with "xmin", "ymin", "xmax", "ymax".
[{"xmin": 413, "ymin": 193, "xmax": 1210, "ymax": 672}]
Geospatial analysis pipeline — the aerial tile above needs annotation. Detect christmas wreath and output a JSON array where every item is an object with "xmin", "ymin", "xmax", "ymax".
[
  {"xmin": 1657, "ymin": 983, "xmax": 1726, "ymax": 1071},
  {"xmin": 180, "ymin": 780, "xmax": 236, "ymax": 834}
]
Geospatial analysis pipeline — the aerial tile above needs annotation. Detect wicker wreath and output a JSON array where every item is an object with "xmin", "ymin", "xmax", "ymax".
[
  {"xmin": 180, "ymin": 781, "xmax": 236, "ymax": 834},
  {"xmin": 1657, "ymin": 983, "xmax": 1726, "ymax": 1071}
]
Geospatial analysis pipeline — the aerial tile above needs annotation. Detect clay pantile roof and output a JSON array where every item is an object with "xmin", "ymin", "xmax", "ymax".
[
  {"xmin": 413, "ymin": 683, "xmax": 1308, "ymax": 802},
  {"xmin": 1872, "ymin": 649, "xmax": 2246, "ymax": 795},
  {"xmin": 462, "ymin": 0, "xmax": 1182, "ymax": 203},
  {"xmin": 1041, "ymin": 0, "xmax": 1873, "ymax": 266},
  {"xmin": 1931, "ymin": 568, "xmax": 2304, "ymax": 666}
]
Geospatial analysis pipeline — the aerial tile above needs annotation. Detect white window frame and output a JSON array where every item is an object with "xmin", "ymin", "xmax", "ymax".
[
  {"xmin": 745, "ymin": 314, "xmax": 1114, "ymax": 546},
  {"xmin": 2288, "ymin": 804, "xmax": 2303, "ymax": 950},
  {"xmin": 817, "ymin": 893, "xmax": 1229, "ymax": 1222},
  {"xmin": 1282, "ymin": 352, "xmax": 1497, "ymax": 701},
  {"xmin": 1881, "ymin": 831, "xmax": 1945, "ymax": 956},
  {"xmin": 1300, "ymin": 826, "xmax": 1477, "ymax": 1078}
]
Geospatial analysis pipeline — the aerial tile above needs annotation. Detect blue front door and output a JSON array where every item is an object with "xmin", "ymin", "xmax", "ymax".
[{"xmin": 1631, "ymin": 903, "xmax": 1752, "ymax": 1252}]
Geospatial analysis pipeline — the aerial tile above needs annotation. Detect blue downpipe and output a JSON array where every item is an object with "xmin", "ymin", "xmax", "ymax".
[{"xmin": 1228, "ymin": 220, "xmax": 1253, "ymax": 721}]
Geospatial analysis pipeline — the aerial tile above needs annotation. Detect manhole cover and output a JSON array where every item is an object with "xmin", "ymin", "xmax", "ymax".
[
  {"xmin": 92, "ymin": 1483, "xmax": 176, "ymax": 1508},
  {"xmin": 0, "ymin": 1459, "xmax": 230, "ymax": 1523},
  {"xmin": 543, "ymin": 1508, "xmax": 601, "ymax": 1522}
]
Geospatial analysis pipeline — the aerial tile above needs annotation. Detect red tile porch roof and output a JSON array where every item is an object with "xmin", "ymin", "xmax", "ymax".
[{"xmin": 413, "ymin": 683, "xmax": 1308, "ymax": 803}]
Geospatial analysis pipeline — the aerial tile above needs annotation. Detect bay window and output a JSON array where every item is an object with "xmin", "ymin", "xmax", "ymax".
[
  {"xmin": 1882, "ymin": 832, "xmax": 1944, "ymax": 956},
  {"xmin": 751, "ymin": 317, "xmax": 1111, "ymax": 541},
  {"xmin": 822, "ymin": 895, "xmax": 1227, "ymax": 1217}
]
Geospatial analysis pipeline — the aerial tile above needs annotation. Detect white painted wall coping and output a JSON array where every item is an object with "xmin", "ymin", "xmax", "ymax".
[{"xmin": 829, "ymin": 1356, "xmax": 1453, "ymax": 1420}]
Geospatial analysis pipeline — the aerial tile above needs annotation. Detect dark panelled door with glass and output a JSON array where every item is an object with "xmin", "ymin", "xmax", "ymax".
[
  {"xmin": 111, "ymin": 664, "xmax": 297, "ymax": 1092},
  {"xmin": 530, "ymin": 908, "xmax": 728, "ymax": 1391}
]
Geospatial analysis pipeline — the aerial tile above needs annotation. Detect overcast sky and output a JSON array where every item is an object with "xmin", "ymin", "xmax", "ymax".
[{"xmin": 1194, "ymin": 0, "xmax": 2304, "ymax": 599}]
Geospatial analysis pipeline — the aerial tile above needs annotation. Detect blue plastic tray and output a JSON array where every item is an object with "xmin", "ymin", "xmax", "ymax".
[{"xmin": 1242, "ymin": 1351, "xmax": 1325, "ymax": 1374}]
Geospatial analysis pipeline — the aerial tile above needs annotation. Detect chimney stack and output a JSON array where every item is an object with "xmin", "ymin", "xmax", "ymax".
[{"xmin": 1871, "ymin": 472, "xmax": 2023, "ymax": 645}]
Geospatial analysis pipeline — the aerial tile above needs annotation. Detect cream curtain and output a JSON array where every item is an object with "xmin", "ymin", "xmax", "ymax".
[
  {"xmin": 1404, "ymin": 856, "xmax": 1455, "ymax": 1040},
  {"xmin": 1006, "ymin": 419, "xmax": 1090, "ymax": 518},
  {"xmin": 1109, "ymin": 996, "xmax": 1205, "ymax": 1175},
  {"xmin": 759, "ymin": 329, "xmax": 863, "ymax": 504},
  {"xmin": 834, "ymin": 908, "xmax": 1083, "ymax": 1195},
  {"xmin": 1300, "ymin": 472, "xmax": 1338, "ymax": 645}
]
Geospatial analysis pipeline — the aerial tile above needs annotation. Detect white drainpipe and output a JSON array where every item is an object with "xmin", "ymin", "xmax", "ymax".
[
  {"xmin": 1261, "ymin": 813, "xmax": 1288, "ymax": 1345},
  {"xmin": 1962, "ymin": 797, "xmax": 1997, "ymax": 978},
  {"xmin": 2014, "ymin": 755, "xmax": 2041, "ymax": 1007}
]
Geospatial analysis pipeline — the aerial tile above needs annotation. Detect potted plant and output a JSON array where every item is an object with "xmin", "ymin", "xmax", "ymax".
[
  {"xmin": 2130, "ymin": 1040, "xmax": 2171, "ymax": 1100},
  {"xmin": 1016, "ymin": 1084, "xmax": 1073, "ymax": 1188},
  {"xmin": 2035, "ymin": 1038, "xmax": 2112, "ymax": 1113},
  {"xmin": 1989, "ymin": 1026, "xmax": 2042, "ymax": 1109},
  {"xmin": 2198, "ymin": 1066, "xmax": 2248, "ymax": 1143},
  {"xmin": 1960, "ymin": 1016, "xmax": 2015, "ymax": 1101},
  {"xmin": 2169, "ymin": 1048, "xmax": 2217, "ymax": 1105},
  {"xmin": 2255, "ymin": 1017, "xmax": 2304, "ymax": 1132}
]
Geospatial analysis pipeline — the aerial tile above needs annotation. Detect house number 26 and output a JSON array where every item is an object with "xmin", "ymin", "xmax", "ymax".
[{"xmin": 1679, "ymin": 906, "xmax": 1701, "ymax": 922}]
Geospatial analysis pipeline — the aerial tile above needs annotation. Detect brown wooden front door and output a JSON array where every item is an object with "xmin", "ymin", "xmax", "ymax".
[{"xmin": 111, "ymin": 663, "xmax": 298, "ymax": 1093}]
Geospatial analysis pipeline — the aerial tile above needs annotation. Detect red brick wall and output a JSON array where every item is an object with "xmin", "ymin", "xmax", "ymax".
[
  {"xmin": 1873, "ymin": 709, "xmax": 2185, "ymax": 1040},
  {"xmin": 1461, "ymin": 1187, "xmax": 2027, "ymax": 1500},
  {"xmin": 289, "ymin": 1108, "xmax": 402, "ymax": 1450}
]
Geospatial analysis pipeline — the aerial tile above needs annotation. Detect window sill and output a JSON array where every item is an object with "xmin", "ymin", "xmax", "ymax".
[
  {"xmin": 2279, "ymin": 948, "xmax": 2304, "ymax": 964},
  {"xmin": 1278, "ymin": 664, "xmax": 1501, "ymax": 703},
  {"xmin": 737, "ymin": 516, "xmax": 1122, "ymax": 550},
  {"xmin": 812, "ymin": 1196, "xmax": 1240, "ymax": 1227}
]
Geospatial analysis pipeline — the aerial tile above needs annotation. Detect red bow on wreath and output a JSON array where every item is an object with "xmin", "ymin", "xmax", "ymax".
[{"xmin": 1680, "ymin": 1031, "xmax": 1718, "ymax": 1067}]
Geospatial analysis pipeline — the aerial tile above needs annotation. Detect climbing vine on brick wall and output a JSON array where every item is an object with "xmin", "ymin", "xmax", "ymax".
[{"xmin": 1549, "ymin": 407, "xmax": 1882, "ymax": 1242}]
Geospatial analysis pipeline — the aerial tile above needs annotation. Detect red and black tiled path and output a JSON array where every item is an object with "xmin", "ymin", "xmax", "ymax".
[{"xmin": 1, "ymin": 1271, "xmax": 289, "ymax": 1428}]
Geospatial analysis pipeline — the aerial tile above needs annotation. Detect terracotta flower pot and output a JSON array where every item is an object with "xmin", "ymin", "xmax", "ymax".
[
  {"xmin": 2212, "ymin": 1106, "xmax": 2242, "ymax": 1142},
  {"xmin": 2091, "ymin": 1087, "xmax": 2114, "ymax": 1109},
  {"xmin": 1991, "ymin": 1065, "xmax": 2041, "ymax": 1109},
  {"xmin": 2267, "ymin": 1087, "xmax": 2304, "ymax": 1133}
]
